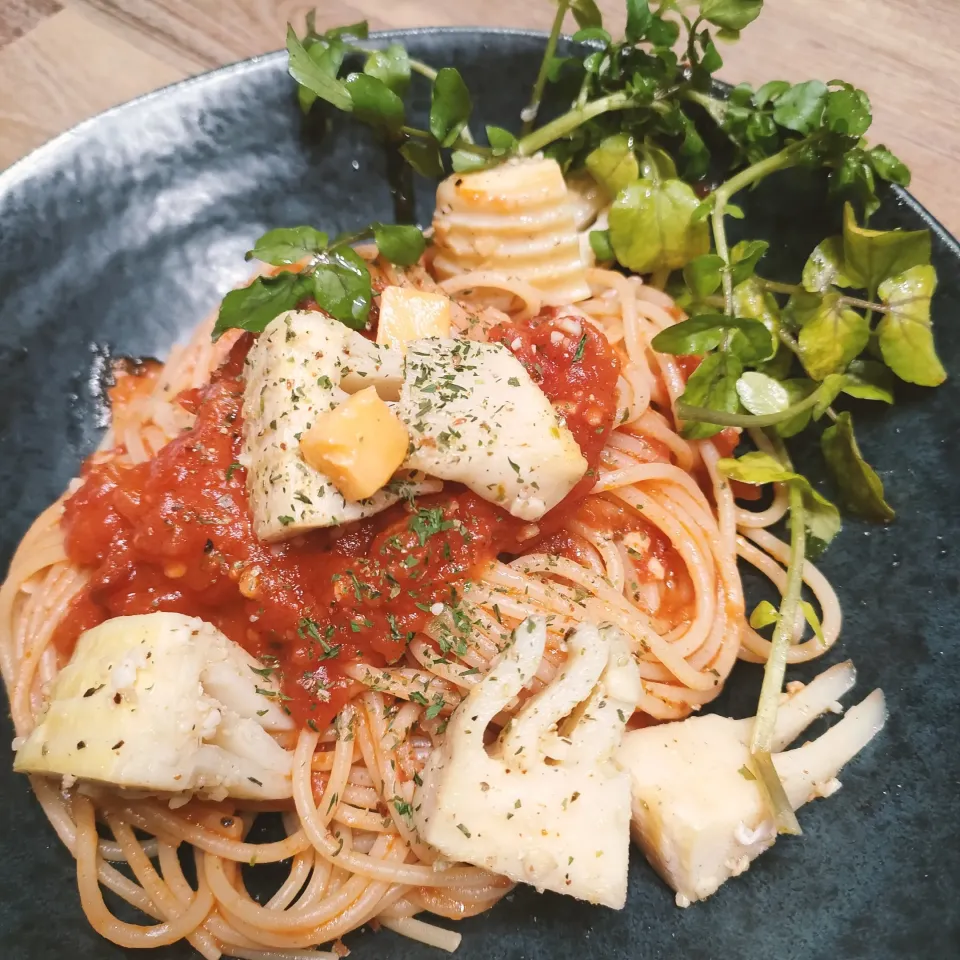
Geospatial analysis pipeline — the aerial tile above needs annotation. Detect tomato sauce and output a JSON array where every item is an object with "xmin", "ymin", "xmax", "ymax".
[
  {"xmin": 56, "ymin": 336, "xmax": 520, "ymax": 728},
  {"xmin": 568, "ymin": 496, "xmax": 693, "ymax": 626},
  {"xmin": 108, "ymin": 359, "xmax": 162, "ymax": 409},
  {"xmin": 490, "ymin": 309, "xmax": 621, "ymax": 506},
  {"xmin": 55, "ymin": 308, "xmax": 624, "ymax": 729}
]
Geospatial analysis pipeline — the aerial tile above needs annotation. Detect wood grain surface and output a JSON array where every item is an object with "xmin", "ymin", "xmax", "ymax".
[{"xmin": 0, "ymin": 0, "xmax": 957, "ymax": 233}]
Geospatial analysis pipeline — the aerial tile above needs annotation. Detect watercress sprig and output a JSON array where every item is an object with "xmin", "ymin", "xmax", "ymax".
[
  {"xmin": 214, "ymin": 221, "xmax": 425, "ymax": 338},
  {"xmin": 213, "ymin": 0, "xmax": 947, "ymax": 841}
]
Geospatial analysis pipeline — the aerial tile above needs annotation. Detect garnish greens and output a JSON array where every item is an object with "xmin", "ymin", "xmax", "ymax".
[
  {"xmin": 214, "ymin": 0, "xmax": 947, "ymax": 831},
  {"xmin": 214, "ymin": 222, "xmax": 425, "ymax": 338}
]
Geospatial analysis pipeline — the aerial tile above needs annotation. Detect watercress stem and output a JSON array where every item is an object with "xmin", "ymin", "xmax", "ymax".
[
  {"xmin": 758, "ymin": 279, "xmax": 804, "ymax": 296},
  {"xmin": 521, "ymin": 0, "xmax": 570, "ymax": 136},
  {"xmin": 408, "ymin": 59, "xmax": 438, "ymax": 82},
  {"xmin": 678, "ymin": 377, "xmax": 831, "ymax": 428},
  {"xmin": 760, "ymin": 278, "xmax": 887, "ymax": 314},
  {"xmin": 682, "ymin": 88, "xmax": 728, "ymax": 127},
  {"xmin": 401, "ymin": 125, "xmax": 434, "ymax": 140},
  {"xmin": 685, "ymin": 16, "xmax": 704, "ymax": 68},
  {"xmin": 345, "ymin": 41, "xmax": 438, "ymax": 86},
  {"xmin": 777, "ymin": 328, "xmax": 804, "ymax": 363},
  {"xmin": 713, "ymin": 139, "xmax": 813, "ymax": 206},
  {"xmin": 650, "ymin": 267, "xmax": 670, "ymax": 290},
  {"xmin": 840, "ymin": 295, "xmax": 887, "ymax": 314},
  {"xmin": 517, "ymin": 91, "xmax": 634, "ymax": 156},
  {"xmin": 712, "ymin": 204, "xmax": 735, "ymax": 315},
  {"xmin": 365, "ymin": 48, "xmax": 473, "ymax": 143},
  {"xmin": 709, "ymin": 140, "xmax": 819, "ymax": 317},
  {"xmin": 749, "ymin": 436, "xmax": 806, "ymax": 835},
  {"xmin": 575, "ymin": 64, "xmax": 592, "ymax": 109}
]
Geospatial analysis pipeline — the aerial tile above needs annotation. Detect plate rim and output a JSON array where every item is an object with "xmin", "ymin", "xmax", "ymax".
[{"xmin": 0, "ymin": 25, "xmax": 958, "ymax": 257}]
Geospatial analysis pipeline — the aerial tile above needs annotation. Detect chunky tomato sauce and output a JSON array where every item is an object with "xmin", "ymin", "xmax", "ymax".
[
  {"xmin": 489, "ymin": 309, "xmax": 621, "ymax": 505},
  {"xmin": 54, "ymin": 310, "xmax": 622, "ymax": 728}
]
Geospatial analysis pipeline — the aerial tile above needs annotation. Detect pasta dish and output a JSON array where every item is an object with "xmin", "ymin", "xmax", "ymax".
[{"xmin": 0, "ymin": 3, "xmax": 944, "ymax": 958}]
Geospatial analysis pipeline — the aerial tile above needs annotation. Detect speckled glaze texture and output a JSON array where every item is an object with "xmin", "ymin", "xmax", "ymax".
[{"xmin": 0, "ymin": 29, "xmax": 958, "ymax": 960}]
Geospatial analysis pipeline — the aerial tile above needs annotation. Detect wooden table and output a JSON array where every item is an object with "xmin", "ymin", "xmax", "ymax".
[{"xmin": 1, "ymin": 0, "xmax": 958, "ymax": 234}]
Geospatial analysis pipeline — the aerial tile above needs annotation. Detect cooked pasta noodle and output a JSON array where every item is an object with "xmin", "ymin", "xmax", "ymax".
[
  {"xmin": 433, "ymin": 158, "xmax": 591, "ymax": 306},
  {"xmin": 0, "ymin": 232, "xmax": 840, "ymax": 957}
]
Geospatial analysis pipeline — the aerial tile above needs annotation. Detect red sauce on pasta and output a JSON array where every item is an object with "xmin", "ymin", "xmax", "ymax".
[
  {"xmin": 490, "ymin": 309, "xmax": 621, "ymax": 507},
  {"xmin": 53, "ymin": 309, "xmax": 623, "ymax": 728},
  {"xmin": 54, "ymin": 337, "xmax": 517, "ymax": 728}
]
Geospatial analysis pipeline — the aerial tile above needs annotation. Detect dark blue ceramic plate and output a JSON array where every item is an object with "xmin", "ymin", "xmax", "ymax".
[{"xmin": 1, "ymin": 29, "xmax": 958, "ymax": 960}]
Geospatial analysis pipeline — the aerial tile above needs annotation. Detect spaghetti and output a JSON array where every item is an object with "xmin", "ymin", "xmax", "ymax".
[{"xmin": 0, "ymin": 243, "xmax": 840, "ymax": 956}]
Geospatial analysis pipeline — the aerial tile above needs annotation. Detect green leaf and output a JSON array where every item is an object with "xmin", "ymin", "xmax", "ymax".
[
  {"xmin": 372, "ymin": 223, "xmax": 426, "ymax": 266},
  {"xmin": 344, "ymin": 73, "xmax": 405, "ymax": 135},
  {"xmin": 799, "ymin": 600, "xmax": 825, "ymax": 644},
  {"xmin": 830, "ymin": 148, "xmax": 881, "ymax": 220},
  {"xmin": 486, "ymin": 125, "xmax": 518, "ymax": 152},
  {"xmin": 842, "ymin": 202, "xmax": 931, "ymax": 294},
  {"xmin": 733, "ymin": 277, "xmax": 780, "ymax": 343},
  {"xmin": 246, "ymin": 226, "xmax": 328, "ymax": 266},
  {"xmin": 867, "ymin": 145, "xmax": 910, "ymax": 187},
  {"xmin": 683, "ymin": 254, "xmax": 725, "ymax": 298},
  {"xmin": 876, "ymin": 264, "xmax": 945, "ymax": 386},
  {"xmin": 771, "ymin": 80, "xmax": 828, "ymax": 134},
  {"xmin": 295, "ymin": 39, "xmax": 346, "ymax": 113},
  {"xmin": 678, "ymin": 352, "xmax": 743, "ymax": 439},
  {"xmin": 572, "ymin": 26, "xmax": 613, "ymax": 45},
  {"xmin": 802, "ymin": 235, "xmax": 858, "ymax": 293},
  {"xmin": 756, "ymin": 343, "xmax": 794, "ymax": 381},
  {"xmin": 322, "ymin": 20, "xmax": 369, "ymax": 41},
  {"xmin": 651, "ymin": 314, "xmax": 773, "ymax": 363},
  {"xmin": 796, "ymin": 293, "xmax": 870, "ymax": 380},
  {"xmin": 646, "ymin": 14, "xmax": 680, "ymax": 46},
  {"xmin": 782, "ymin": 290, "xmax": 822, "ymax": 331},
  {"xmin": 589, "ymin": 229, "xmax": 615, "ymax": 261},
  {"xmin": 570, "ymin": 0, "xmax": 604, "ymax": 29},
  {"xmin": 754, "ymin": 80, "xmax": 790, "ymax": 107},
  {"xmin": 609, "ymin": 178, "xmax": 710, "ymax": 274},
  {"xmin": 214, "ymin": 272, "xmax": 308, "ymax": 339},
  {"xmin": 451, "ymin": 149, "xmax": 489, "ymax": 173},
  {"xmin": 717, "ymin": 450, "xmax": 793, "ymax": 484},
  {"xmin": 400, "ymin": 138, "xmax": 444, "ymax": 178},
  {"xmin": 546, "ymin": 54, "xmax": 576, "ymax": 83},
  {"xmin": 625, "ymin": 0, "xmax": 653, "ymax": 42},
  {"xmin": 821, "ymin": 411, "xmax": 895, "ymax": 521},
  {"xmin": 691, "ymin": 196, "xmax": 715, "ymax": 224},
  {"xmin": 677, "ymin": 112, "xmax": 710, "ymax": 181},
  {"xmin": 638, "ymin": 142, "xmax": 679, "ymax": 182},
  {"xmin": 843, "ymin": 359, "xmax": 895, "ymax": 404},
  {"xmin": 823, "ymin": 84, "xmax": 872, "ymax": 138},
  {"xmin": 718, "ymin": 451, "xmax": 841, "ymax": 548},
  {"xmin": 811, "ymin": 373, "xmax": 850, "ymax": 419},
  {"xmin": 749, "ymin": 600, "xmax": 779, "ymax": 630},
  {"xmin": 735, "ymin": 371, "xmax": 791, "ymax": 416},
  {"xmin": 802, "ymin": 487, "xmax": 843, "ymax": 554},
  {"xmin": 430, "ymin": 67, "xmax": 472, "ymax": 147},
  {"xmin": 774, "ymin": 378, "xmax": 817, "ymax": 438},
  {"xmin": 286, "ymin": 26, "xmax": 352, "ymax": 112},
  {"xmin": 363, "ymin": 43, "xmax": 411, "ymax": 98},
  {"xmin": 699, "ymin": 0, "xmax": 764, "ymax": 31},
  {"xmin": 312, "ymin": 247, "xmax": 372, "ymax": 329},
  {"xmin": 729, "ymin": 239, "xmax": 769, "ymax": 285},
  {"xmin": 699, "ymin": 38, "xmax": 723, "ymax": 73},
  {"xmin": 586, "ymin": 135, "xmax": 640, "ymax": 197}
]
